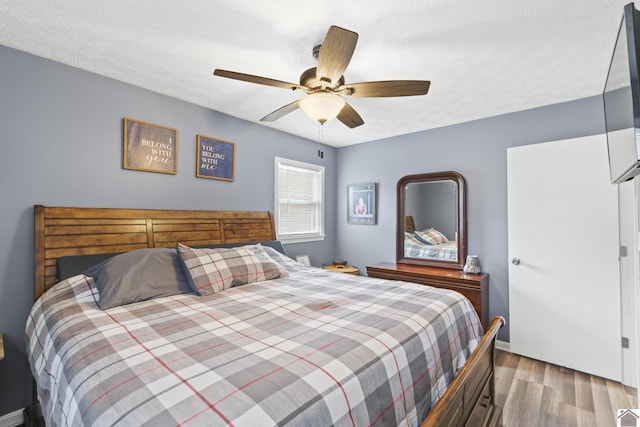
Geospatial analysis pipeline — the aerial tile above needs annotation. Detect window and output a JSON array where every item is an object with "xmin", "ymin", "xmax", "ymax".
[{"xmin": 274, "ymin": 157, "xmax": 325, "ymax": 243}]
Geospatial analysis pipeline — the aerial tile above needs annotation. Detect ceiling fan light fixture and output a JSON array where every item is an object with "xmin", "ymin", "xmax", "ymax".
[{"xmin": 299, "ymin": 92, "xmax": 345, "ymax": 124}]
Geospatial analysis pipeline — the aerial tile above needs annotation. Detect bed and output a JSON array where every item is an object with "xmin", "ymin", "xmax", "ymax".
[
  {"xmin": 404, "ymin": 233, "xmax": 458, "ymax": 260},
  {"xmin": 26, "ymin": 205, "xmax": 504, "ymax": 427},
  {"xmin": 403, "ymin": 217, "xmax": 457, "ymax": 261}
]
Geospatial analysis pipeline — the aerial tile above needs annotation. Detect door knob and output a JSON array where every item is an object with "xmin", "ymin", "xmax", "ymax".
[{"xmin": 511, "ymin": 258, "xmax": 521, "ymax": 265}]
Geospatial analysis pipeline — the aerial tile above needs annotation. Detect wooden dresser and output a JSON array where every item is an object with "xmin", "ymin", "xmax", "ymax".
[{"xmin": 366, "ymin": 262, "xmax": 489, "ymax": 328}]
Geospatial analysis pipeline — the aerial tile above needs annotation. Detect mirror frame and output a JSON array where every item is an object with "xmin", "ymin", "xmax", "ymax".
[{"xmin": 396, "ymin": 171, "xmax": 467, "ymax": 270}]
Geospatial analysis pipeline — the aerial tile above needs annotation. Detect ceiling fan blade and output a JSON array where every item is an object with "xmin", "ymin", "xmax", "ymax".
[
  {"xmin": 316, "ymin": 26, "xmax": 358, "ymax": 85},
  {"xmin": 260, "ymin": 100, "xmax": 301, "ymax": 122},
  {"xmin": 340, "ymin": 80, "xmax": 430, "ymax": 97},
  {"xmin": 337, "ymin": 102, "xmax": 364, "ymax": 128},
  {"xmin": 214, "ymin": 69, "xmax": 306, "ymax": 91}
]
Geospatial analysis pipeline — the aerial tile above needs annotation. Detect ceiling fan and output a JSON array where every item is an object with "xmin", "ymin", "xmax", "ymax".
[{"xmin": 213, "ymin": 25, "xmax": 431, "ymax": 128}]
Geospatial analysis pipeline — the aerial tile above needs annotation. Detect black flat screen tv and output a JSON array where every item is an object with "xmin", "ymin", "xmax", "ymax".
[{"xmin": 603, "ymin": 2, "xmax": 640, "ymax": 184}]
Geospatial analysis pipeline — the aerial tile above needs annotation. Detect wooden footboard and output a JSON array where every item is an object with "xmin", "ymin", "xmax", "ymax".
[{"xmin": 421, "ymin": 316, "xmax": 505, "ymax": 427}]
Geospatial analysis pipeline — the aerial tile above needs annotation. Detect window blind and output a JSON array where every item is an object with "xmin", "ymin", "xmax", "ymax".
[{"xmin": 275, "ymin": 157, "xmax": 324, "ymax": 243}]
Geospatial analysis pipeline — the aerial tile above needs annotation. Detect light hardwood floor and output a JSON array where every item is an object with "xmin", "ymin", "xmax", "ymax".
[{"xmin": 495, "ymin": 350, "xmax": 638, "ymax": 427}]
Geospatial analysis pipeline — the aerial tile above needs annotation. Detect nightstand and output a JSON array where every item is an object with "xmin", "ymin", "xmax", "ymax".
[{"xmin": 323, "ymin": 265, "xmax": 360, "ymax": 275}]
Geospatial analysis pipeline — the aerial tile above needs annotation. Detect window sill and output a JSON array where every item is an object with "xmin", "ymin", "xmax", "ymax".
[{"xmin": 278, "ymin": 234, "xmax": 325, "ymax": 244}]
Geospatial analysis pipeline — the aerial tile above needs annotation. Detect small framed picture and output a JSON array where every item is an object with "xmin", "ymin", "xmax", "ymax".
[
  {"xmin": 196, "ymin": 135, "xmax": 235, "ymax": 181},
  {"xmin": 123, "ymin": 118, "xmax": 178, "ymax": 174},
  {"xmin": 348, "ymin": 183, "xmax": 377, "ymax": 225},
  {"xmin": 296, "ymin": 255, "xmax": 311, "ymax": 266}
]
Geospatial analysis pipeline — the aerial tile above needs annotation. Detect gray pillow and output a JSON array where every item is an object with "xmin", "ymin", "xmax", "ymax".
[
  {"xmin": 193, "ymin": 240, "xmax": 287, "ymax": 255},
  {"xmin": 57, "ymin": 252, "xmax": 121, "ymax": 282},
  {"xmin": 84, "ymin": 248, "xmax": 192, "ymax": 310}
]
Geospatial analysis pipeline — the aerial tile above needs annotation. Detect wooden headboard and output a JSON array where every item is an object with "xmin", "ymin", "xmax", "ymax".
[
  {"xmin": 34, "ymin": 205, "xmax": 276, "ymax": 300},
  {"xmin": 405, "ymin": 215, "xmax": 416, "ymax": 233}
]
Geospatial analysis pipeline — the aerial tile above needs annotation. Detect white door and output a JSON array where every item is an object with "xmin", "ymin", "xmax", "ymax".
[
  {"xmin": 618, "ymin": 179, "xmax": 639, "ymax": 388},
  {"xmin": 507, "ymin": 134, "xmax": 621, "ymax": 381}
]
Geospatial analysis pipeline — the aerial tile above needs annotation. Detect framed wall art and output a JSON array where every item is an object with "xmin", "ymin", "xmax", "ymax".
[
  {"xmin": 347, "ymin": 182, "xmax": 377, "ymax": 225},
  {"xmin": 123, "ymin": 118, "xmax": 178, "ymax": 174},
  {"xmin": 196, "ymin": 135, "xmax": 235, "ymax": 181}
]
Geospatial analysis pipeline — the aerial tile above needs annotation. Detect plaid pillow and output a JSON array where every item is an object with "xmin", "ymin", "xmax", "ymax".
[
  {"xmin": 177, "ymin": 243, "xmax": 287, "ymax": 296},
  {"xmin": 414, "ymin": 228, "xmax": 449, "ymax": 245},
  {"xmin": 241, "ymin": 244, "xmax": 290, "ymax": 280}
]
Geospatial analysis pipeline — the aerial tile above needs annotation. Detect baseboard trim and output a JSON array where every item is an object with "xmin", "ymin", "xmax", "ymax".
[
  {"xmin": 0, "ymin": 409, "xmax": 24, "ymax": 427},
  {"xmin": 495, "ymin": 339, "xmax": 510, "ymax": 352}
]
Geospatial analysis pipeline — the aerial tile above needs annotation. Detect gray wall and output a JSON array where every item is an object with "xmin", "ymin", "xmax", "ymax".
[
  {"xmin": 0, "ymin": 45, "xmax": 337, "ymax": 415},
  {"xmin": 335, "ymin": 95, "xmax": 606, "ymax": 343}
]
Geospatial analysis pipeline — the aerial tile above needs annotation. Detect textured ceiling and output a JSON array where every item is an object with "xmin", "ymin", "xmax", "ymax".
[{"xmin": 0, "ymin": 0, "xmax": 631, "ymax": 147}]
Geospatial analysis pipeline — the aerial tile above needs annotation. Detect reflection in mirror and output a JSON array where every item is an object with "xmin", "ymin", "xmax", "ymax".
[{"xmin": 397, "ymin": 172, "xmax": 466, "ymax": 270}]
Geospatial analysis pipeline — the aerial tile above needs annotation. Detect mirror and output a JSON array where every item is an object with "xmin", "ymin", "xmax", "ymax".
[{"xmin": 396, "ymin": 171, "xmax": 466, "ymax": 270}]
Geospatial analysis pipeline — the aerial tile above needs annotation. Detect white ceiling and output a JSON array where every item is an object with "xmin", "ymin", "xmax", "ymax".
[{"xmin": 0, "ymin": 0, "xmax": 631, "ymax": 147}]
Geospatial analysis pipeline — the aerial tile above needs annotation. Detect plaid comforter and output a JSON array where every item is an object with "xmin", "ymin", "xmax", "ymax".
[
  {"xmin": 404, "ymin": 234, "xmax": 458, "ymax": 260},
  {"xmin": 26, "ymin": 249, "xmax": 482, "ymax": 427}
]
